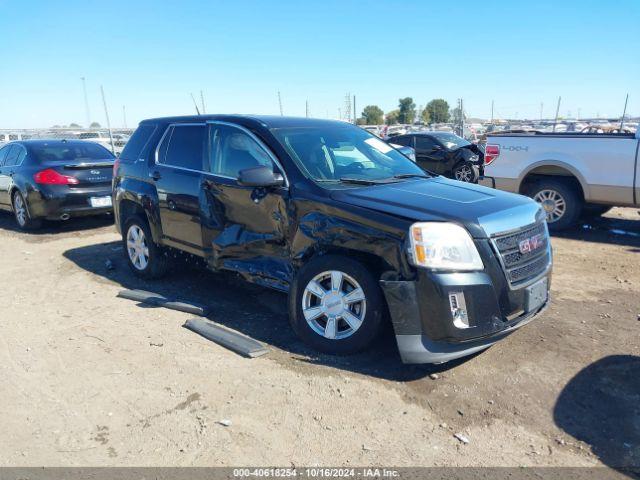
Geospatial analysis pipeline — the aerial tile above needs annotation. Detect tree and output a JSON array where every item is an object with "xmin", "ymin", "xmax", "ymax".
[
  {"xmin": 451, "ymin": 106, "xmax": 466, "ymax": 124},
  {"xmin": 90, "ymin": 122, "xmax": 101, "ymax": 128},
  {"xmin": 69, "ymin": 123, "xmax": 81, "ymax": 128},
  {"xmin": 420, "ymin": 108, "xmax": 431, "ymax": 124},
  {"xmin": 398, "ymin": 97, "xmax": 416, "ymax": 124},
  {"xmin": 425, "ymin": 99, "xmax": 450, "ymax": 123},
  {"xmin": 385, "ymin": 109, "xmax": 400, "ymax": 125},
  {"xmin": 361, "ymin": 105, "xmax": 384, "ymax": 125}
]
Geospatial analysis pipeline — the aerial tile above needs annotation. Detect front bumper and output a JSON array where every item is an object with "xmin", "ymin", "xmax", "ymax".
[
  {"xmin": 380, "ymin": 268, "xmax": 551, "ymax": 364},
  {"xmin": 27, "ymin": 186, "xmax": 113, "ymax": 220}
]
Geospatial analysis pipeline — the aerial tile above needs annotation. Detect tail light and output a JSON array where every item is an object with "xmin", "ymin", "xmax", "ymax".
[
  {"xmin": 484, "ymin": 144, "xmax": 500, "ymax": 165},
  {"xmin": 34, "ymin": 168, "xmax": 79, "ymax": 185}
]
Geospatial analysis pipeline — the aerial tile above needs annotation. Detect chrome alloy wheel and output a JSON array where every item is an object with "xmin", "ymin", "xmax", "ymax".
[
  {"xmin": 13, "ymin": 194, "xmax": 27, "ymax": 227},
  {"xmin": 126, "ymin": 225, "xmax": 150, "ymax": 271},
  {"xmin": 301, "ymin": 270, "xmax": 366, "ymax": 340},
  {"xmin": 455, "ymin": 164, "xmax": 474, "ymax": 182},
  {"xmin": 534, "ymin": 189, "xmax": 566, "ymax": 223}
]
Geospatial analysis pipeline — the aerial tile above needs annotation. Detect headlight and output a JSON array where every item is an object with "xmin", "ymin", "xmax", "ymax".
[{"xmin": 408, "ymin": 222, "xmax": 484, "ymax": 271}]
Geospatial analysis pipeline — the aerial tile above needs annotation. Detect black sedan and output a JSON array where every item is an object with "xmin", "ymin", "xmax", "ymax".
[
  {"xmin": 0, "ymin": 140, "xmax": 115, "ymax": 230},
  {"xmin": 389, "ymin": 132, "xmax": 484, "ymax": 183}
]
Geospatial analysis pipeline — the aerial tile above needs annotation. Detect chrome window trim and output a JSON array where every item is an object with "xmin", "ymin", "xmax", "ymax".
[{"xmin": 206, "ymin": 120, "xmax": 289, "ymax": 188}]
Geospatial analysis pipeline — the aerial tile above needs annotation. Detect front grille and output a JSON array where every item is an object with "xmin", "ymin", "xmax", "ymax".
[{"xmin": 492, "ymin": 222, "xmax": 551, "ymax": 288}]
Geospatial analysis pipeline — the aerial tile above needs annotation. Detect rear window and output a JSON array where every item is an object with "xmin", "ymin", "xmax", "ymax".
[
  {"xmin": 30, "ymin": 143, "xmax": 115, "ymax": 163},
  {"xmin": 120, "ymin": 125, "xmax": 156, "ymax": 162}
]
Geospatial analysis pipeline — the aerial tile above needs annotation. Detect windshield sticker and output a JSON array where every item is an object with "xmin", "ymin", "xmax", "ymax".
[{"xmin": 364, "ymin": 137, "xmax": 393, "ymax": 154}]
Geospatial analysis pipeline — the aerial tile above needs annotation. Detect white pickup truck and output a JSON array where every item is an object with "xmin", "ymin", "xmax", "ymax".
[{"xmin": 479, "ymin": 130, "xmax": 640, "ymax": 230}]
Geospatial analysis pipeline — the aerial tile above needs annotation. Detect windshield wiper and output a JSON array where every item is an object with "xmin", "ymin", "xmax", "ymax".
[
  {"xmin": 392, "ymin": 173, "xmax": 431, "ymax": 179},
  {"xmin": 338, "ymin": 177, "xmax": 395, "ymax": 185}
]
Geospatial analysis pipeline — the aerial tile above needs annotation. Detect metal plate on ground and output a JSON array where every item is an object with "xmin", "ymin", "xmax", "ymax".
[
  {"xmin": 183, "ymin": 318, "xmax": 269, "ymax": 358},
  {"xmin": 117, "ymin": 289, "xmax": 209, "ymax": 316}
]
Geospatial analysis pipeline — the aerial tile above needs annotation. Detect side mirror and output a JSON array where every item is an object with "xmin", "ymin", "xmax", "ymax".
[{"xmin": 238, "ymin": 165, "xmax": 284, "ymax": 188}]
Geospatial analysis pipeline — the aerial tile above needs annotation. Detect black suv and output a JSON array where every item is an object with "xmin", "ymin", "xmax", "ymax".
[
  {"xmin": 390, "ymin": 132, "xmax": 484, "ymax": 183},
  {"xmin": 113, "ymin": 115, "xmax": 552, "ymax": 364}
]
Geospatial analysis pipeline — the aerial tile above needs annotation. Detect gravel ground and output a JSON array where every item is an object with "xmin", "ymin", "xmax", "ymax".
[{"xmin": 0, "ymin": 208, "xmax": 638, "ymax": 469}]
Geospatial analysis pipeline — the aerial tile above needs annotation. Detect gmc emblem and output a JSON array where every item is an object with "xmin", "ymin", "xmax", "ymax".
[{"xmin": 519, "ymin": 234, "xmax": 544, "ymax": 254}]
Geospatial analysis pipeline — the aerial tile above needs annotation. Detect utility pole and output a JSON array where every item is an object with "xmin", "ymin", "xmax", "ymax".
[
  {"xmin": 122, "ymin": 105, "xmax": 127, "ymax": 129},
  {"xmin": 278, "ymin": 91, "xmax": 283, "ymax": 116},
  {"xmin": 490, "ymin": 100, "xmax": 494, "ymax": 124},
  {"xmin": 620, "ymin": 93, "xmax": 629, "ymax": 129},
  {"xmin": 353, "ymin": 95, "xmax": 356, "ymax": 124},
  {"xmin": 190, "ymin": 93, "xmax": 201, "ymax": 115},
  {"xmin": 305, "ymin": 100, "xmax": 309, "ymax": 118},
  {"xmin": 100, "ymin": 85, "xmax": 115, "ymax": 154},
  {"xmin": 540, "ymin": 102, "xmax": 543, "ymax": 121},
  {"xmin": 81, "ymin": 77, "xmax": 91, "ymax": 129},
  {"xmin": 200, "ymin": 90, "xmax": 206, "ymax": 114},
  {"xmin": 552, "ymin": 96, "xmax": 561, "ymax": 132}
]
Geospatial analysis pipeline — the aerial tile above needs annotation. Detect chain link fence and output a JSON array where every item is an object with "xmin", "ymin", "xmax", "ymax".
[{"xmin": 0, "ymin": 128, "xmax": 135, "ymax": 155}]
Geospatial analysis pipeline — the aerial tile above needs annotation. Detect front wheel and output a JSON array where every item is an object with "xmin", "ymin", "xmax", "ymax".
[
  {"xmin": 453, "ymin": 162, "xmax": 479, "ymax": 183},
  {"xmin": 288, "ymin": 255, "xmax": 385, "ymax": 355}
]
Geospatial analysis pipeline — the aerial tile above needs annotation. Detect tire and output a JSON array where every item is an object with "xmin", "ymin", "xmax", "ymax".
[
  {"xmin": 452, "ymin": 161, "xmax": 479, "ymax": 183},
  {"xmin": 526, "ymin": 178, "xmax": 583, "ymax": 231},
  {"xmin": 581, "ymin": 204, "xmax": 613, "ymax": 219},
  {"xmin": 122, "ymin": 215, "xmax": 169, "ymax": 279},
  {"xmin": 288, "ymin": 254, "xmax": 385, "ymax": 355},
  {"xmin": 12, "ymin": 191, "xmax": 41, "ymax": 231}
]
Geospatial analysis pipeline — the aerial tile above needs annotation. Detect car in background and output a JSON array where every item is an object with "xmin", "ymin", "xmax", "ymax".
[
  {"xmin": 389, "ymin": 143, "xmax": 416, "ymax": 162},
  {"xmin": 0, "ymin": 140, "xmax": 115, "ymax": 230},
  {"xmin": 391, "ymin": 131, "xmax": 484, "ymax": 183}
]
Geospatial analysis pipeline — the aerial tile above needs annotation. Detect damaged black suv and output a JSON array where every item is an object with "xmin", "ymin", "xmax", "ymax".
[{"xmin": 113, "ymin": 115, "xmax": 552, "ymax": 364}]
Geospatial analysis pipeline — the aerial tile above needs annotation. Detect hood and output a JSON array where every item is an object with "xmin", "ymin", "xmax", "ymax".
[{"xmin": 330, "ymin": 177, "xmax": 543, "ymax": 238}]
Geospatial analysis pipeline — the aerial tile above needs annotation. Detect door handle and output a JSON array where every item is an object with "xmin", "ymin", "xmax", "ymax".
[{"xmin": 150, "ymin": 171, "xmax": 161, "ymax": 181}]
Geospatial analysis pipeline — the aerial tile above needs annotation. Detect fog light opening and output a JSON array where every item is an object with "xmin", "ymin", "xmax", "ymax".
[{"xmin": 449, "ymin": 291, "xmax": 470, "ymax": 329}]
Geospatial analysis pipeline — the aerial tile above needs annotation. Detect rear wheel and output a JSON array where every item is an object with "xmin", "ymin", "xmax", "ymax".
[
  {"xmin": 289, "ymin": 255, "xmax": 385, "ymax": 355},
  {"xmin": 122, "ymin": 215, "xmax": 169, "ymax": 279},
  {"xmin": 12, "ymin": 192, "xmax": 41, "ymax": 231},
  {"xmin": 527, "ymin": 178, "xmax": 583, "ymax": 231}
]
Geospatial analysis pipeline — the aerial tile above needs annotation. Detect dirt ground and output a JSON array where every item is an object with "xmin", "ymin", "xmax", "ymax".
[{"xmin": 0, "ymin": 208, "xmax": 638, "ymax": 469}]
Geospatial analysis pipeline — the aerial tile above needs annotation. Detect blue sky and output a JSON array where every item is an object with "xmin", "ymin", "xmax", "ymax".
[{"xmin": 1, "ymin": 0, "xmax": 638, "ymax": 128}]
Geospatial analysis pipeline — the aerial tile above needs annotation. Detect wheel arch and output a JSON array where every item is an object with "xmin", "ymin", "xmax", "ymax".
[
  {"xmin": 116, "ymin": 194, "xmax": 162, "ymax": 244},
  {"xmin": 518, "ymin": 160, "xmax": 588, "ymax": 201}
]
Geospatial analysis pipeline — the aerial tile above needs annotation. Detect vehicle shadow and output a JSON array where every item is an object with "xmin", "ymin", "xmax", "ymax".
[
  {"xmin": 554, "ymin": 355, "xmax": 640, "ymax": 471},
  {"xmin": 63, "ymin": 241, "xmax": 469, "ymax": 382},
  {"xmin": 554, "ymin": 213, "xmax": 640, "ymax": 248},
  {"xmin": 0, "ymin": 210, "xmax": 114, "ymax": 235}
]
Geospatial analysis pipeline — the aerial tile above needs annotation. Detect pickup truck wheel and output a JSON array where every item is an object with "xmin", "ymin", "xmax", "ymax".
[
  {"xmin": 122, "ymin": 215, "xmax": 169, "ymax": 279},
  {"xmin": 289, "ymin": 255, "xmax": 384, "ymax": 355},
  {"xmin": 453, "ymin": 162, "xmax": 478, "ymax": 183},
  {"xmin": 528, "ymin": 179, "xmax": 582, "ymax": 231},
  {"xmin": 12, "ymin": 192, "xmax": 41, "ymax": 231}
]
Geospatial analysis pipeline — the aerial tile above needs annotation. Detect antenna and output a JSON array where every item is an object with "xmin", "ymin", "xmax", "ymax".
[
  {"xmin": 278, "ymin": 91, "xmax": 283, "ymax": 116},
  {"xmin": 552, "ymin": 96, "xmax": 561, "ymax": 132},
  {"xmin": 122, "ymin": 105, "xmax": 127, "ymax": 129},
  {"xmin": 81, "ymin": 77, "xmax": 91, "ymax": 129},
  {"xmin": 305, "ymin": 99, "xmax": 309, "ymax": 118},
  {"xmin": 620, "ymin": 93, "xmax": 629, "ymax": 129},
  {"xmin": 200, "ymin": 90, "xmax": 206, "ymax": 114},
  {"xmin": 540, "ymin": 102, "xmax": 543, "ymax": 121},
  {"xmin": 490, "ymin": 100, "xmax": 494, "ymax": 123},
  {"xmin": 100, "ymin": 85, "xmax": 115, "ymax": 154},
  {"xmin": 353, "ymin": 95, "xmax": 356, "ymax": 124},
  {"xmin": 190, "ymin": 93, "xmax": 201, "ymax": 115}
]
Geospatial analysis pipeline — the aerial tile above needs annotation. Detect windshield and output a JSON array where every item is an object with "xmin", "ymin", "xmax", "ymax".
[
  {"xmin": 432, "ymin": 133, "xmax": 470, "ymax": 150},
  {"xmin": 30, "ymin": 143, "xmax": 114, "ymax": 163},
  {"xmin": 272, "ymin": 124, "xmax": 426, "ymax": 183}
]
